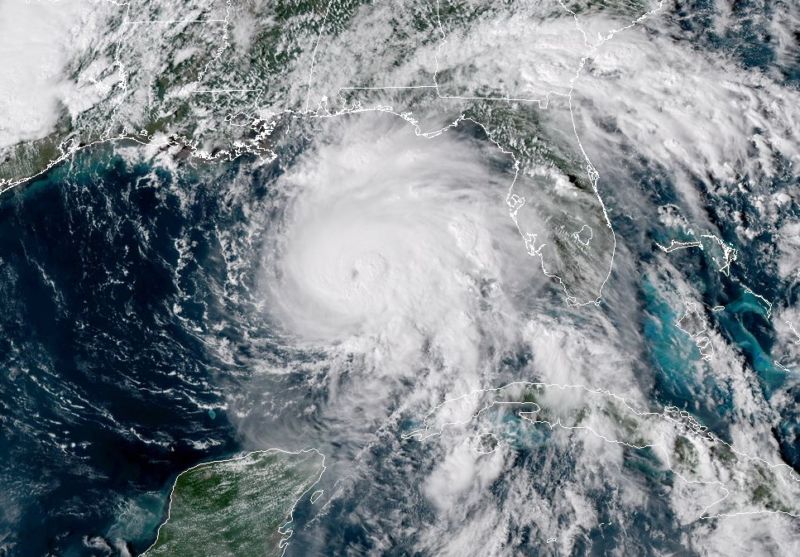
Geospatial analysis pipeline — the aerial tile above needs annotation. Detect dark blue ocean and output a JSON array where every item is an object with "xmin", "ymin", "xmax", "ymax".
[
  {"xmin": 2, "ymin": 140, "xmax": 798, "ymax": 556},
  {"xmin": 0, "ymin": 146, "xmax": 257, "ymax": 556},
  {"xmin": 2, "ymin": 6, "xmax": 800, "ymax": 544}
]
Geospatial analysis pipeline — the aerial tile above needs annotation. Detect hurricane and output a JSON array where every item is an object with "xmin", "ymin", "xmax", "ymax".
[{"xmin": 1, "ymin": 0, "xmax": 800, "ymax": 556}]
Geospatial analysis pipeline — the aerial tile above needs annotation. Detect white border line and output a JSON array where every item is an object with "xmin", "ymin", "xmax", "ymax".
[{"xmin": 140, "ymin": 447, "xmax": 326, "ymax": 557}]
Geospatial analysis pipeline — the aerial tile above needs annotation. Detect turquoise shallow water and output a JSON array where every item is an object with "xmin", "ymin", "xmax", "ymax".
[
  {"xmin": 3, "ymin": 4, "xmax": 800, "ymax": 546},
  {"xmin": 3, "ymin": 131, "xmax": 799, "ymax": 556}
]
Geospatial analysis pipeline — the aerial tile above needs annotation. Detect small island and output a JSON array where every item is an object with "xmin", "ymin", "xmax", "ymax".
[{"xmin": 143, "ymin": 449, "xmax": 325, "ymax": 557}]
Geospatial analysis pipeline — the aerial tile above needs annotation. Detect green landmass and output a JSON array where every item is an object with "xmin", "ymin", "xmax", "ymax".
[{"xmin": 144, "ymin": 449, "xmax": 325, "ymax": 557}]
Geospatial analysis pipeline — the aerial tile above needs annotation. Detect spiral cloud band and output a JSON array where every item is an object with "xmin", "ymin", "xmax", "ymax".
[{"xmin": 262, "ymin": 114, "xmax": 537, "ymax": 388}]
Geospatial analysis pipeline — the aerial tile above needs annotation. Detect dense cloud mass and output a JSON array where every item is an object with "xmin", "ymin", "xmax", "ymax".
[{"xmin": 262, "ymin": 114, "xmax": 525, "ymax": 347}]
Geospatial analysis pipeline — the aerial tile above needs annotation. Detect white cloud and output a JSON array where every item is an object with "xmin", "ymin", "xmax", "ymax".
[
  {"xmin": 0, "ymin": 0, "xmax": 109, "ymax": 148},
  {"xmin": 259, "ymin": 112, "xmax": 536, "ymax": 400}
]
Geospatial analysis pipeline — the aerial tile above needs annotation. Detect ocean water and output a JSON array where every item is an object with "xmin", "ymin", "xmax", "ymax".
[
  {"xmin": 0, "ymin": 147, "xmax": 242, "ymax": 555},
  {"xmin": 2, "ymin": 128, "xmax": 799, "ymax": 554},
  {"xmin": 3, "ymin": 15, "xmax": 800, "ymax": 547}
]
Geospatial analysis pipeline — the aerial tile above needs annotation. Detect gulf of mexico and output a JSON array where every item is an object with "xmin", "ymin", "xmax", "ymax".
[{"xmin": 0, "ymin": 145, "xmax": 246, "ymax": 556}]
